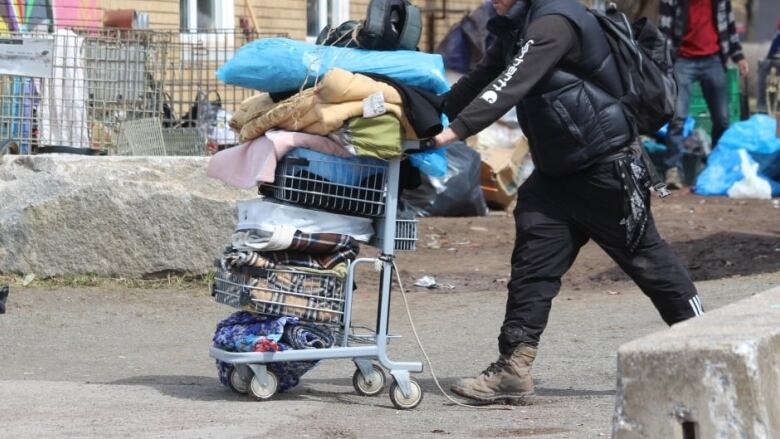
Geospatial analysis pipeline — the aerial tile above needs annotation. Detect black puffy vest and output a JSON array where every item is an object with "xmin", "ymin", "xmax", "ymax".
[{"xmin": 513, "ymin": 0, "xmax": 633, "ymax": 176}]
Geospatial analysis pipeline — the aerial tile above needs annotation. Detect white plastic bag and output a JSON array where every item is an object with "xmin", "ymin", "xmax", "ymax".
[
  {"xmin": 236, "ymin": 198, "xmax": 375, "ymax": 242},
  {"xmin": 472, "ymin": 122, "xmax": 524, "ymax": 150},
  {"xmin": 727, "ymin": 150, "xmax": 772, "ymax": 199},
  {"xmin": 208, "ymin": 109, "xmax": 239, "ymax": 146}
]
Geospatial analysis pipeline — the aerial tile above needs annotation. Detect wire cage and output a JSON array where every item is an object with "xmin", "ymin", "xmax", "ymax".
[
  {"xmin": 158, "ymin": 29, "xmax": 260, "ymax": 152},
  {"xmin": 260, "ymin": 149, "xmax": 390, "ymax": 217},
  {"xmin": 116, "ymin": 117, "xmax": 167, "ymax": 156},
  {"xmin": 0, "ymin": 28, "xmax": 282, "ymax": 155},
  {"xmin": 212, "ymin": 267, "xmax": 347, "ymax": 325},
  {"xmin": 161, "ymin": 127, "xmax": 206, "ymax": 156},
  {"xmin": 1, "ymin": 29, "xmax": 168, "ymax": 154},
  {"xmin": 371, "ymin": 218, "xmax": 418, "ymax": 252}
]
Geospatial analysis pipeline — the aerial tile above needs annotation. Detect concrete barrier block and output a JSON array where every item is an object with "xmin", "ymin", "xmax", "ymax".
[{"xmin": 613, "ymin": 286, "xmax": 780, "ymax": 439}]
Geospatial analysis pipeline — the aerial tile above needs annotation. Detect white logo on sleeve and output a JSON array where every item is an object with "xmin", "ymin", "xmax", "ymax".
[
  {"xmin": 481, "ymin": 39, "xmax": 535, "ymax": 104},
  {"xmin": 480, "ymin": 90, "xmax": 498, "ymax": 104}
]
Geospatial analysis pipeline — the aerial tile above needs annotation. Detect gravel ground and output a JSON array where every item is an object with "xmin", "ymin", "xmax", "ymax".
[
  {"xmin": 1, "ymin": 270, "xmax": 778, "ymax": 438},
  {"xmin": 2, "ymin": 192, "xmax": 778, "ymax": 438}
]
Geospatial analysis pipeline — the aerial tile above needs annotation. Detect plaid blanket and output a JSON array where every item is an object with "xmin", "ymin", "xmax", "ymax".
[
  {"xmin": 218, "ymin": 268, "xmax": 345, "ymax": 324},
  {"xmin": 277, "ymin": 231, "xmax": 358, "ymax": 269},
  {"xmin": 284, "ymin": 324, "xmax": 335, "ymax": 350},
  {"xmin": 251, "ymin": 270, "xmax": 344, "ymax": 324},
  {"xmin": 222, "ymin": 231, "xmax": 359, "ymax": 271},
  {"xmin": 221, "ymin": 251, "xmax": 276, "ymax": 271}
]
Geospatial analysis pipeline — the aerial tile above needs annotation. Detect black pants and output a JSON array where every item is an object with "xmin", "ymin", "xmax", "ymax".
[{"xmin": 498, "ymin": 161, "xmax": 701, "ymax": 354}]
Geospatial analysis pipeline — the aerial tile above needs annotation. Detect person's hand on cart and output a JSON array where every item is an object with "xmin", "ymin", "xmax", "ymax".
[{"xmin": 432, "ymin": 127, "xmax": 459, "ymax": 148}]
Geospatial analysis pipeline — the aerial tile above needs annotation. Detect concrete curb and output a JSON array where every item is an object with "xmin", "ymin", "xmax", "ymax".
[{"xmin": 613, "ymin": 285, "xmax": 780, "ymax": 439}]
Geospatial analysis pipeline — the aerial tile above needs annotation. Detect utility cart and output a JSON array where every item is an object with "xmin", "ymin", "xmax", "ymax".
[{"xmin": 210, "ymin": 140, "xmax": 425, "ymax": 409}]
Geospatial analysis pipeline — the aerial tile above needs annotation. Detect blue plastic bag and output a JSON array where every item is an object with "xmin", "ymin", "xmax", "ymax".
[
  {"xmin": 656, "ymin": 116, "xmax": 695, "ymax": 140},
  {"xmin": 710, "ymin": 114, "xmax": 780, "ymax": 179},
  {"xmin": 694, "ymin": 115, "xmax": 780, "ymax": 197},
  {"xmin": 408, "ymin": 148, "xmax": 448, "ymax": 177},
  {"xmin": 695, "ymin": 148, "xmax": 780, "ymax": 197},
  {"xmin": 217, "ymin": 38, "xmax": 450, "ymax": 95},
  {"xmin": 694, "ymin": 148, "xmax": 749, "ymax": 195},
  {"xmin": 641, "ymin": 137, "xmax": 666, "ymax": 153},
  {"xmin": 285, "ymin": 148, "xmax": 385, "ymax": 186}
]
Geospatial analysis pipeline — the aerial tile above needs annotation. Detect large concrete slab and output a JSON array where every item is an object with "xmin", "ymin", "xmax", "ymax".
[
  {"xmin": 614, "ymin": 286, "xmax": 780, "ymax": 439},
  {"xmin": 0, "ymin": 155, "xmax": 254, "ymax": 277}
]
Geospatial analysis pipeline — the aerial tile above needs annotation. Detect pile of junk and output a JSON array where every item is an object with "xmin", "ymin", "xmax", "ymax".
[
  {"xmin": 642, "ymin": 115, "xmax": 780, "ymax": 199},
  {"xmin": 207, "ymin": 0, "xmax": 540, "ymax": 219}
]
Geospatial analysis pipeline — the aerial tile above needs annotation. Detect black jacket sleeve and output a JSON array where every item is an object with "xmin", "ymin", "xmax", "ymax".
[
  {"xmin": 443, "ymin": 38, "xmax": 508, "ymax": 121},
  {"xmin": 446, "ymin": 15, "xmax": 579, "ymax": 140}
]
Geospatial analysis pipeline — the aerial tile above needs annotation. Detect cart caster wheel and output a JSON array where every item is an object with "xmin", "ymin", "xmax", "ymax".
[
  {"xmin": 353, "ymin": 364, "xmax": 386, "ymax": 396},
  {"xmin": 249, "ymin": 370, "xmax": 279, "ymax": 401},
  {"xmin": 228, "ymin": 367, "xmax": 250, "ymax": 394},
  {"xmin": 389, "ymin": 378, "xmax": 423, "ymax": 410}
]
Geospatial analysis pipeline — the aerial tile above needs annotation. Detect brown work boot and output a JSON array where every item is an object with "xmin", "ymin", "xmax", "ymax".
[
  {"xmin": 665, "ymin": 167, "xmax": 683, "ymax": 190},
  {"xmin": 450, "ymin": 344, "xmax": 537, "ymax": 405}
]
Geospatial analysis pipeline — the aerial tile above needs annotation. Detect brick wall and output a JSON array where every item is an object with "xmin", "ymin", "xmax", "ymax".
[
  {"xmin": 103, "ymin": 0, "xmax": 309, "ymax": 37},
  {"xmin": 418, "ymin": 0, "xmax": 483, "ymax": 52},
  {"xmin": 238, "ymin": 0, "xmax": 307, "ymax": 39},
  {"xmin": 103, "ymin": 0, "xmax": 180, "ymax": 28}
]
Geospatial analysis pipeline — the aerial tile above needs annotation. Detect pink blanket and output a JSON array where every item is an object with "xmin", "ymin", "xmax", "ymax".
[{"xmin": 206, "ymin": 129, "xmax": 350, "ymax": 189}]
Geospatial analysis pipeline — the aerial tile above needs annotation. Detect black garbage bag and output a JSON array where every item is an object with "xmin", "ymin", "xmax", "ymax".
[
  {"xmin": 401, "ymin": 142, "xmax": 488, "ymax": 217},
  {"xmin": 0, "ymin": 285, "xmax": 8, "ymax": 314}
]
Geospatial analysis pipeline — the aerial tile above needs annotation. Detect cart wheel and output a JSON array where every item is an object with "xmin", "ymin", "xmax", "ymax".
[
  {"xmin": 352, "ymin": 364, "xmax": 386, "ymax": 396},
  {"xmin": 389, "ymin": 378, "xmax": 423, "ymax": 410},
  {"xmin": 228, "ymin": 367, "xmax": 250, "ymax": 394},
  {"xmin": 249, "ymin": 370, "xmax": 279, "ymax": 401}
]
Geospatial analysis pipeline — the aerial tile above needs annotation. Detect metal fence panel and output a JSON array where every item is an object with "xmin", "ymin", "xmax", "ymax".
[{"xmin": 0, "ymin": 28, "xmax": 282, "ymax": 156}]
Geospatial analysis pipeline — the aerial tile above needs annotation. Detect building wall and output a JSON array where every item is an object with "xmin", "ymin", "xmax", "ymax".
[
  {"xmin": 419, "ymin": 0, "xmax": 482, "ymax": 52},
  {"xmin": 103, "ymin": 0, "xmax": 179, "ymax": 28},
  {"xmin": 91, "ymin": 0, "xmax": 310, "ymax": 37},
  {"xmin": 237, "ymin": 0, "xmax": 307, "ymax": 39},
  {"xmin": 350, "ymin": 0, "xmax": 371, "ymax": 21},
  {"xmin": 0, "ymin": 0, "xmax": 484, "ymax": 50},
  {"xmin": 2, "ymin": 0, "xmax": 761, "ymax": 46}
]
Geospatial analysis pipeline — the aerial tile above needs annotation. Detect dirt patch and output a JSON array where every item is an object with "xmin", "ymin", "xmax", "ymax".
[
  {"xmin": 477, "ymin": 427, "xmax": 572, "ymax": 437},
  {"xmin": 316, "ymin": 427, "xmax": 360, "ymax": 439},
  {"xmin": 396, "ymin": 192, "xmax": 779, "ymax": 293},
  {"xmin": 2, "ymin": 192, "xmax": 775, "ymax": 296}
]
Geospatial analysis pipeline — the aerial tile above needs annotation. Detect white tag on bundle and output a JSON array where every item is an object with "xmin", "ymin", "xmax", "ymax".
[{"xmin": 362, "ymin": 92, "xmax": 387, "ymax": 118}]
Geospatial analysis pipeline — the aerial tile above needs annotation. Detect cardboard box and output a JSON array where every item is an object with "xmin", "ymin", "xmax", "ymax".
[{"xmin": 475, "ymin": 137, "xmax": 530, "ymax": 210}]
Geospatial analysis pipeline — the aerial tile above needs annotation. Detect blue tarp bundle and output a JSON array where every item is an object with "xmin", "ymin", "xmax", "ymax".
[
  {"xmin": 694, "ymin": 115, "xmax": 780, "ymax": 198},
  {"xmin": 217, "ymin": 38, "xmax": 450, "ymax": 95}
]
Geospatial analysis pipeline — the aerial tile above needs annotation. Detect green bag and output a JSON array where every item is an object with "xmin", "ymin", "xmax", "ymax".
[{"xmin": 336, "ymin": 114, "xmax": 403, "ymax": 160}]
